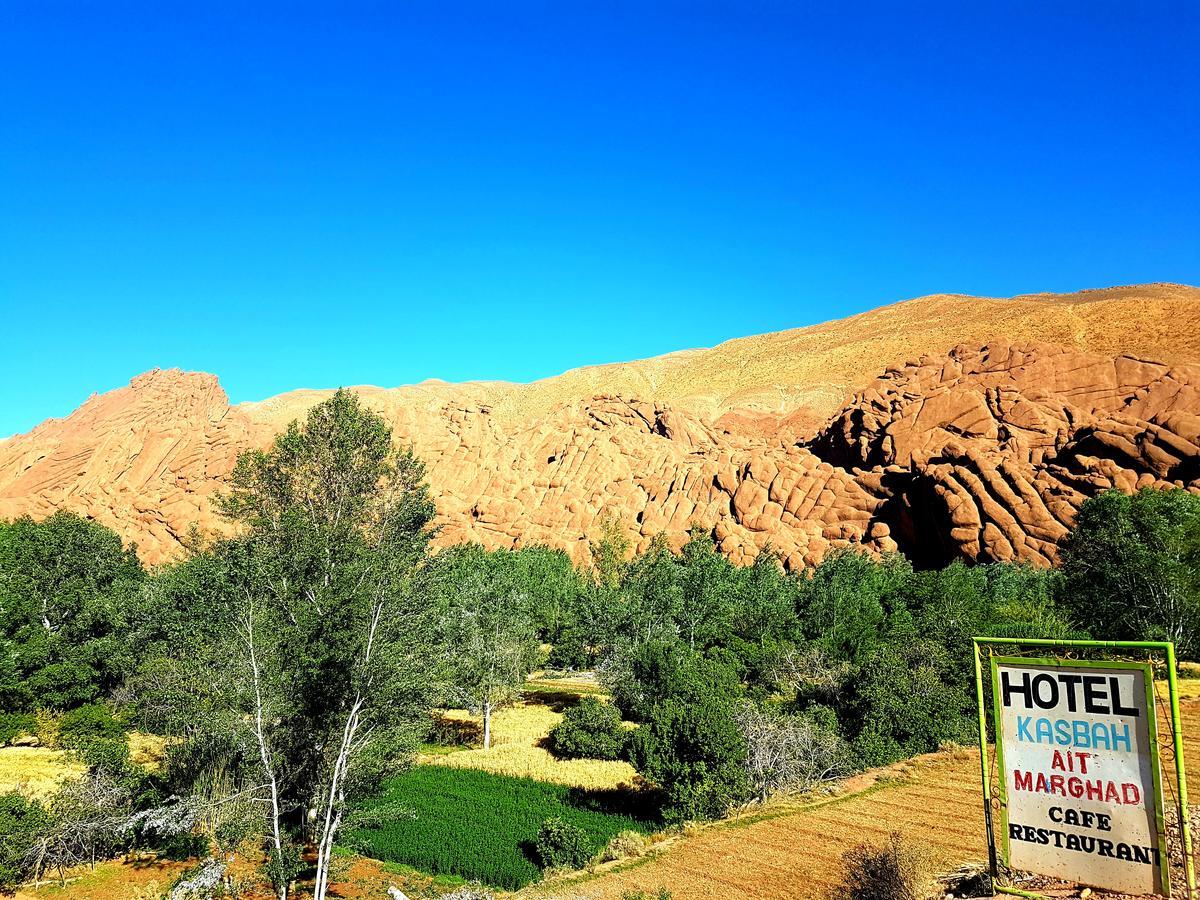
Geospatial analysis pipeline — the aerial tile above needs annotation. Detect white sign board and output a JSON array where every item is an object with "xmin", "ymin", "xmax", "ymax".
[{"xmin": 993, "ymin": 658, "xmax": 1167, "ymax": 895}]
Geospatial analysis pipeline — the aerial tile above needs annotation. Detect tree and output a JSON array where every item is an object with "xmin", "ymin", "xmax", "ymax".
[
  {"xmin": 212, "ymin": 388, "xmax": 438, "ymax": 900},
  {"xmin": 0, "ymin": 513, "xmax": 144, "ymax": 711},
  {"xmin": 1059, "ymin": 488, "xmax": 1200, "ymax": 658},
  {"xmin": 675, "ymin": 530, "xmax": 736, "ymax": 651},
  {"xmin": 0, "ymin": 792, "xmax": 51, "ymax": 894},
  {"xmin": 433, "ymin": 546, "xmax": 541, "ymax": 750}
]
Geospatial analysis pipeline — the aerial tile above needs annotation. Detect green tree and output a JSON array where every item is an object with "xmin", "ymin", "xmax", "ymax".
[
  {"xmin": 0, "ymin": 792, "xmax": 51, "ymax": 894},
  {"xmin": 432, "ymin": 545, "xmax": 541, "ymax": 750},
  {"xmin": 675, "ymin": 529, "xmax": 736, "ymax": 651},
  {"xmin": 0, "ymin": 512, "xmax": 144, "ymax": 711},
  {"xmin": 796, "ymin": 550, "xmax": 910, "ymax": 665},
  {"xmin": 1059, "ymin": 488, "xmax": 1200, "ymax": 658},
  {"xmin": 212, "ymin": 388, "xmax": 438, "ymax": 900}
]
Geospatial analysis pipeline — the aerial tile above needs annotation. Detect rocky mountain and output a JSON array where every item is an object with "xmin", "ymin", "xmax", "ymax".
[{"xmin": 1, "ymin": 283, "xmax": 1197, "ymax": 569}]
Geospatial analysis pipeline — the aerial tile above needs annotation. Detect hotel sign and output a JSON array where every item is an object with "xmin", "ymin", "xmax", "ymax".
[{"xmin": 992, "ymin": 657, "xmax": 1169, "ymax": 895}]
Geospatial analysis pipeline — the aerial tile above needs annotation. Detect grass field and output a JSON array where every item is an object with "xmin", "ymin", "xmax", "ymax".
[
  {"xmin": 345, "ymin": 765, "xmax": 657, "ymax": 890},
  {"xmin": 423, "ymin": 702, "xmax": 640, "ymax": 790}
]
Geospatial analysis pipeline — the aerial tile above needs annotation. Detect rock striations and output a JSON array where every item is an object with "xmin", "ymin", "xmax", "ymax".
[{"xmin": 1, "ymin": 284, "xmax": 1198, "ymax": 569}]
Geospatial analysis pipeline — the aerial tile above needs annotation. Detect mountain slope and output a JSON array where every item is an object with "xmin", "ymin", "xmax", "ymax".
[{"xmin": 1, "ymin": 283, "xmax": 1197, "ymax": 567}]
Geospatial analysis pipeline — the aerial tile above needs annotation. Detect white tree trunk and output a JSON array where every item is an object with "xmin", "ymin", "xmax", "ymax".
[
  {"xmin": 242, "ymin": 596, "xmax": 287, "ymax": 900},
  {"xmin": 483, "ymin": 699, "xmax": 492, "ymax": 750}
]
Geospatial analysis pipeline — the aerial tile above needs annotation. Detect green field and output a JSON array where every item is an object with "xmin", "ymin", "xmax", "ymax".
[{"xmin": 345, "ymin": 765, "xmax": 657, "ymax": 889}]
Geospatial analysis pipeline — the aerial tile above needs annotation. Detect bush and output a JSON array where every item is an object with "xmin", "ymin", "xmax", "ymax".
[
  {"xmin": 0, "ymin": 713, "xmax": 34, "ymax": 747},
  {"xmin": 534, "ymin": 817, "xmax": 592, "ymax": 871},
  {"xmin": 57, "ymin": 702, "xmax": 123, "ymax": 751},
  {"xmin": 628, "ymin": 697, "xmax": 750, "ymax": 823},
  {"xmin": 601, "ymin": 829, "xmax": 648, "ymax": 862},
  {"xmin": 0, "ymin": 792, "xmax": 52, "ymax": 893},
  {"xmin": 549, "ymin": 697, "xmax": 626, "ymax": 760},
  {"xmin": 830, "ymin": 831, "xmax": 934, "ymax": 900}
]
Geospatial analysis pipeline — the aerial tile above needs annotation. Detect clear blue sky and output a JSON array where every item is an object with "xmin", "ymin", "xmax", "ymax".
[{"xmin": 1, "ymin": 2, "xmax": 1197, "ymax": 437}]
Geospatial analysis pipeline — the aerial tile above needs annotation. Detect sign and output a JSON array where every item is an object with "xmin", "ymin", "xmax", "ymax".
[{"xmin": 991, "ymin": 657, "xmax": 1169, "ymax": 895}]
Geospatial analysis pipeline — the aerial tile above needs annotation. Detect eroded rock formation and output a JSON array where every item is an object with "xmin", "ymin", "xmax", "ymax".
[{"xmin": 1, "ymin": 285, "xmax": 1198, "ymax": 570}]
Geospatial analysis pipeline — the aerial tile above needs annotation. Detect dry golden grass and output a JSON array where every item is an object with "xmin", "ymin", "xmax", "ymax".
[
  {"xmin": 0, "ymin": 746, "xmax": 85, "ymax": 798},
  {"xmin": 422, "ymin": 702, "xmax": 640, "ymax": 791},
  {"xmin": 0, "ymin": 731, "xmax": 170, "ymax": 799},
  {"xmin": 127, "ymin": 731, "xmax": 170, "ymax": 770}
]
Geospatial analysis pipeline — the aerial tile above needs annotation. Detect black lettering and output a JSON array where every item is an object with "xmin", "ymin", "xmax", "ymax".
[
  {"xmin": 1111, "ymin": 676, "xmax": 1141, "ymax": 717},
  {"xmin": 1002, "ymin": 671, "xmax": 1033, "ymax": 708},
  {"xmin": 1098, "ymin": 839, "xmax": 1115, "ymax": 858},
  {"xmin": 1009, "ymin": 823, "xmax": 1022, "ymax": 840},
  {"xmin": 1059, "ymin": 673, "xmax": 1083, "ymax": 711},
  {"xmin": 1049, "ymin": 806, "xmax": 1062, "ymax": 823},
  {"xmin": 1033, "ymin": 674, "xmax": 1059, "ymax": 708},
  {"xmin": 1083, "ymin": 675, "xmax": 1109, "ymax": 713}
]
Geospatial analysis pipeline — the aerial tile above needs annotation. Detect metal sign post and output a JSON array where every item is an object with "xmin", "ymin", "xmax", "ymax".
[{"xmin": 973, "ymin": 638, "xmax": 1195, "ymax": 899}]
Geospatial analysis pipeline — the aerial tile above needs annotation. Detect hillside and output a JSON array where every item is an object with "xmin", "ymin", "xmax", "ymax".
[{"xmin": 1, "ymin": 283, "xmax": 1198, "ymax": 567}]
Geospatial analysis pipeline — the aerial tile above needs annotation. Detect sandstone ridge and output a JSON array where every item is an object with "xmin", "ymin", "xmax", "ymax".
[{"xmin": 0, "ymin": 284, "xmax": 1197, "ymax": 568}]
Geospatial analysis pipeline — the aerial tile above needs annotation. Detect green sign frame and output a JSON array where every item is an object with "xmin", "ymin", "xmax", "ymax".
[{"xmin": 973, "ymin": 637, "xmax": 1195, "ymax": 899}]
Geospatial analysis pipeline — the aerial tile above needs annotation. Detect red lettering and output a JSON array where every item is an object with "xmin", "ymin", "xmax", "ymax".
[
  {"xmin": 1050, "ymin": 774, "xmax": 1066, "ymax": 795},
  {"xmin": 1123, "ymin": 783, "xmax": 1141, "ymax": 805},
  {"xmin": 1014, "ymin": 770, "xmax": 1033, "ymax": 791},
  {"xmin": 1051, "ymin": 750, "xmax": 1066, "ymax": 771},
  {"xmin": 1105, "ymin": 783, "xmax": 1120, "ymax": 803},
  {"xmin": 1068, "ymin": 777, "xmax": 1084, "ymax": 798},
  {"xmin": 1076, "ymin": 751, "xmax": 1091, "ymax": 774}
]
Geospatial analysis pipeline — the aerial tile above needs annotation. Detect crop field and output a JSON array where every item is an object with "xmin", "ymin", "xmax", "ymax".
[
  {"xmin": 423, "ymin": 702, "xmax": 640, "ymax": 790},
  {"xmin": 345, "ymin": 765, "xmax": 656, "ymax": 890}
]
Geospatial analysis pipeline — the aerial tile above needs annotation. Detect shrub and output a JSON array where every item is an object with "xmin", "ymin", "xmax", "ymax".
[
  {"xmin": 0, "ymin": 792, "xmax": 52, "ymax": 893},
  {"xmin": 600, "ymin": 829, "xmax": 648, "ymax": 862},
  {"xmin": 0, "ymin": 713, "xmax": 34, "ymax": 747},
  {"xmin": 534, "ymin": 817, "xmax": 592, "ymax": 871},
  {"xmin": 57, "ymin": 702, "xmax": 123, "ymax": 751},
  {"xmin": 549, "ymin": 697, "xmax": 626, "ymax": 761},
  {"xmin": 628, "ymin": 697, "xmax": 750, "ymax": 823},
  {"xmin": 830, "ymin": 831, "xmax": 934, "ymax": 900}
]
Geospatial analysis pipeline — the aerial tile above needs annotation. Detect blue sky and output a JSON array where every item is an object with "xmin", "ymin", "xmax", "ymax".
[{"xmin": 1, "ymin": 2, "xmax": 1197, "ymax": 437}]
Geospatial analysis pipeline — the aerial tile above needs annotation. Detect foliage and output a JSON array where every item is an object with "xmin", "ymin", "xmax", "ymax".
[
  {"xmin": 1059, "ymin": 487, "xmax": 1200, "ymax": 658},
  {"xmin": 57, "ymin": 702, "xmax": 124, "ymax": 752},
  {"xmin": 0, "ymin": 512, "xmax": 144, "ymax": 711},
  {"xmin": 430, "ymin": 545, "xmax": 542, "ymax": 749},
  {"xmin": 0, "ymin": 713, "xmax": 34, "ymax": 747},
  {"xmin": 345, "ymin": 766, "xmax": 653, "ymax": 890},
  {"xmin": 830, "ymin": 831, "xmax": 934, "ymax": 900},
  {"xmin": 533, "ymin": 816, "xmax": 592, "ymax": 871},
  {"xmin": 0, "ymin": 791, "xmax": 52, "ymax": 894},
  {"xmin": 628, "ymin": 694, "xmax": 750, "ymax": 823},
  {"xmin": 548, "ymin": 697, "xmax": 626, "ymax": 761},
  {"xmin": 603, "ymin": 640, "xmax": 742, "ymax": 724}
]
